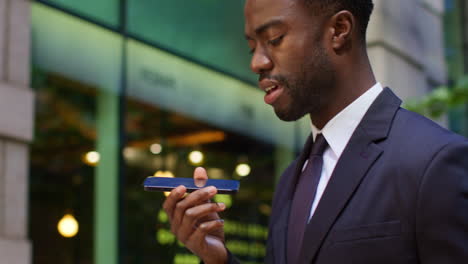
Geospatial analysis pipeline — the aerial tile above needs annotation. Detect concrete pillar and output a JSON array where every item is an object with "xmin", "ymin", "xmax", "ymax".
[
  {"xmin": 368, "ymin": 0, "xmax": 446, "ymax": 101},
  {"xmin": 0, "ymin": 0, "xmax": 34, "ymax": 263}
]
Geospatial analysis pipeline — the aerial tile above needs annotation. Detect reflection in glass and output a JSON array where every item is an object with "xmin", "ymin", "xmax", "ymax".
[
  {"xmin": 30, "ymin": 71, "xmax": 97, "ymax": 263},
  {"xmin": 127, "ymin": 0, "xmax": 255, "ymax": 83},
  {"xmin": 40, "ymin": 0, "xmax": 120, "ymax": 27}
]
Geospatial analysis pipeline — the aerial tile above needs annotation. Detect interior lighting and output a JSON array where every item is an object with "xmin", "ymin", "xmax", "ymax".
[
  {"xmin": 57, "ymin": 214, "xmax": 79, "ymax": 238},
  {"xmin": 188, "ymin": 151, "xmax": 204, "ymax": 165},
  {"xmin": 158, "ymin": 209, "xmax": 168, "ymax": 223},
  {"xmin": 84, "ymin": 151, "xmax": 100, "ymax": 166},
  {"xmin": 153, "ymin": 170, "xmax": 175, "ymax": 178},
  {"xmin": 156, "ymin": 229, "xmax": 175, "ymax": 245},
  {"xmin": 214, "ymin": 194, "xmax": 233, "ymax": 208},
  {"xmin": 259, "ymin": 203, "xmax": 272, "ymax": 216},
  {"xmin": 150, "ymin": 143, "xmax": 163, "ymax": 154},
  {"xmin": 235, "ymin": 163, "xmax": 251, "ymax": 177},
  {"xmin": 153, "ymin": 170, "xmax": 175, "ymax": 197},
  {"xmin": 123, "ymin": 147, "xmax": 137, "ymax": 159},
  {"xmin": 207, "ymin": 168, "xmax": 224, "ymax": 179},
  {"xmin": 174, "ymin": 254, "xmax": 199, "ymax": 264}
]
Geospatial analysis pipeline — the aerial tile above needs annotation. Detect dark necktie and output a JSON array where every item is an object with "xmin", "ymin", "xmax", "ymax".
[{"xmin": 287, "ymin": 133, "xmax": 328, "ymax": 264}]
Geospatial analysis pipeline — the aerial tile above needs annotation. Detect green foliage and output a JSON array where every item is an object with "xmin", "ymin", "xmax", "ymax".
[{"xmin": 405, "ymin": 76, "xmax": 468, "ymax": 118}]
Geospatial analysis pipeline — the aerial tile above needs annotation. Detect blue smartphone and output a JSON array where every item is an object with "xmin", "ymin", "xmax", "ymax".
[{"xmin": 143, "ymin": 177, "xmax": 240, "ymax": 194}]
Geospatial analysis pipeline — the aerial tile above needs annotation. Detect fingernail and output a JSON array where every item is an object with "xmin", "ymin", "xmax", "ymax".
[
  {"xmin": 194, "ymin": 178, "xmax": 207, "ymax": 188},
  {"xmin": 207, "ymin": 186, "xmax": 217, "ymax": 195},
  {"xmin": 217, "ymin": 219, "xmax": 224, "ymax": 224},
  {"xmin": 175, "ymin": 186, "xmax": 185, "ymax": 195},
  {"xmin": 217, "ymin": 203, "xmax": 226, "ymax": 210},
  {"xmin": 200, "ymin": 223, "xmax": 207, "ymax": 229}
]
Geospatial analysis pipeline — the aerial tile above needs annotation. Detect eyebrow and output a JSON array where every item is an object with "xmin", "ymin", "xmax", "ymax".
[{"xmin": 245, "ymin": 19, "xmax": 284, "ymax": 40}]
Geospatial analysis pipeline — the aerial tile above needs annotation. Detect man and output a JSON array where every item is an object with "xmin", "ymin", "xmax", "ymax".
[{"xmin": 163, "ymin": 0, "xmax": 468, "ymax": 263}]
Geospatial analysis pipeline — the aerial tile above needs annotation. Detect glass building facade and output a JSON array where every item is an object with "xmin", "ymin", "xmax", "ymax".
[{"xmin": 29, "ymin": 1, "xmax": 310, "ymax": 263}]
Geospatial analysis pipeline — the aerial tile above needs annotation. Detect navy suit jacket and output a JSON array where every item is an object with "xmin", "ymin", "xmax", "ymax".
[{"xmin": 228, "ymin": 88, "xmax": 468, "ymax": 263}]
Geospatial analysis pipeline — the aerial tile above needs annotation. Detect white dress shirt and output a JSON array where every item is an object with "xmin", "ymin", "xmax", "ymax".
[{"xmin": 306, "ymin": 82, "xmax": 384, "ymax": 221}]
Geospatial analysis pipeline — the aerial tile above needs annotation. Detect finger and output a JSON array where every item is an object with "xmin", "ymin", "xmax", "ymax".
[
  {"xmin": 187, "ymin": 219, "xmax": 225, "ymax": 246},
  {"xmin": 162, "ymin": 185, "xmax": 187, "ymax": 221},
  {"xmin": 172, "ymin": 186, "xmax": 217, "ymax": 231},
  {"xmin": 178, "ymin": 203, "xmax": 226, "ymax": 242},
  {"xmin": 194, "ymin": 167, "xmax": 208, "ymax": 187}
]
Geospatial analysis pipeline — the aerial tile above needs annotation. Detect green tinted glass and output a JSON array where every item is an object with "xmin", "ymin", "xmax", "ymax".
[
  {"xmin": 127, "ymin": 0, "xmax": 256, "ymax": 84},
  {"xmin": 41, "ymin": 0, "xmax": 120, "ymax": 27}
]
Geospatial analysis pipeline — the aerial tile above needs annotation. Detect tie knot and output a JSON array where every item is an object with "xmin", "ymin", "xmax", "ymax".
[{"xmin": 311, "ymin": 134, "xmax": 328, "ymax": 156}]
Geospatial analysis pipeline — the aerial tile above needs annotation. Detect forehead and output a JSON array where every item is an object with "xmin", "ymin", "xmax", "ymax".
[{"xmin": 244, "ymin": 0, "xmax": 307, "ymax": 32}]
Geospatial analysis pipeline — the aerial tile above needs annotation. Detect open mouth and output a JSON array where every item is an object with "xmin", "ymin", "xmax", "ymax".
[
  {"xmin": 265, "ymin": 85, "xmax": 278, "ymax": 95},
  {"xmin": 264, "ymin": 84, "xmax": 283, "ymax": 105}
]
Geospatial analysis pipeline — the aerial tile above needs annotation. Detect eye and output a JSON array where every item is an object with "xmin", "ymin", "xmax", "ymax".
[
  {"xmin": 247, "ymin": 39, "xmax": 256, "ymax": 54},
  {"xmin": 267, "ymin": 35, "xmax": 284, "ymax": 46}
]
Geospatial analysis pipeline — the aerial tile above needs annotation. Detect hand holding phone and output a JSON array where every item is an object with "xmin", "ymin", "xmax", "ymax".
[{"xmin": 161, "ymin": 167, "xmax": 230, "ymax": 264}]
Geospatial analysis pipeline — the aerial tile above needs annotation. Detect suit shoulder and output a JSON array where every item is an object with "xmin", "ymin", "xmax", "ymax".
[
  {"xmin": 381, "ymin": 108, "xmax": 467, "ymax": 178},
  {"xmin": 391, "ymin": 108, "xmax": 466, "ymax": 146}
]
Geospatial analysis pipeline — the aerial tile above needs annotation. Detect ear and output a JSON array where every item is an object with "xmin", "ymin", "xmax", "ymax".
[{"xmin": 329, "ymin": 10, "xmax": 354, "ymax": 51}]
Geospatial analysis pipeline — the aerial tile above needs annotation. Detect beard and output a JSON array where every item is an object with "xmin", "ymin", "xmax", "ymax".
[{"xmin": 269, "ymin": 45, "xmax": 336, "ymax": 122}]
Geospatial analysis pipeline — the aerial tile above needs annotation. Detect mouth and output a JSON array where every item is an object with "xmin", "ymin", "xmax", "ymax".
[
  {"xmin": 265, "ymin": 85, "xmax": 277, "ymax": 94},
  {"xmin": 259, "ymin": 78, "xmax": 284, "ymax": 105},
  {"xmin": 263, "ymin": 84, "xmax": 283, "ymax": 105}
]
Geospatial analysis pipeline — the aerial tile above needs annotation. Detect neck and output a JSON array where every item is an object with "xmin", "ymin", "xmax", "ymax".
[{"xmin": 310, "ymin": 52, "xmax": 376, "ymax": 129}]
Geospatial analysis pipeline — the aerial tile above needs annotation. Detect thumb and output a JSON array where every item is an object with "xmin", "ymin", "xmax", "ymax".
[{"xmin": 194, "ymin": 167, "xmax": 208, "ymax": 187}]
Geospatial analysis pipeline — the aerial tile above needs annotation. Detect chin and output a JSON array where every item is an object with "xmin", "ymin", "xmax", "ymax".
[{"xmin": 274, "ymin": 108, "xmax": 306, "ymax": 122}]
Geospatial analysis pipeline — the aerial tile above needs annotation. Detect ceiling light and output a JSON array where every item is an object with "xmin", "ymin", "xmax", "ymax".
[
  {"xmin": 84, "ymin": 151, "xmax": 100, "ymax": 166},
  {"xmin": 150, "ymin": 143, "xmax": 163, "ymax": 154},
  {"xmin": 57, "ymin": 214, "xmax": 79, "ymax": 238},
  {"xmin": 236, "ymin": 163, "xmax": 251, "ymax": 177},
  {"xmin": 188, "ymin": 151, "xmax": 204, "ymax": 165}
]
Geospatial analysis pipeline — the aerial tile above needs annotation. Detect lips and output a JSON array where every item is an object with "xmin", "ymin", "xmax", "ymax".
[{"xmin": 259, "ymin": 79, "xmax": 284, "ymax": 105}]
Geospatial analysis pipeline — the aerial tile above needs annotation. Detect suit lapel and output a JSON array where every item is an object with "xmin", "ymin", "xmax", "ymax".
[{"xmin": 298, "ymin": 88, "xmax": 402, "ymax": 263}]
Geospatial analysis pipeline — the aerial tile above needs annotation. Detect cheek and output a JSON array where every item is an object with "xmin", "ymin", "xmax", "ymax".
[
  {"xmin": 276, "ymin": 55, "xmax": 301, "ymax": 75},
  {"xmin": 284, "ymin": 34, "xmax": 316, "ymax": 66},
  {"xmin": 273, "ymin": 43, "xmax": 306, "ymax": 75}
]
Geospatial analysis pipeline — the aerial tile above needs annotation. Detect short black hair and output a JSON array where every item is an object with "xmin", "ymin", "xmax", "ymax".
[{"xmin": 302, "ymin": 0, "xmax": 374, "ymax": 41}]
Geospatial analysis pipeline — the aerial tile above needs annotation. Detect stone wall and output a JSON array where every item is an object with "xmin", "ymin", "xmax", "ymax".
[
  {"xmin": 368, "ymin": 0, "xmax": 446, "ymax": 101},
  {"xmin": 0, "ymin": 0, "xmax": 33, "ymax": 263}
]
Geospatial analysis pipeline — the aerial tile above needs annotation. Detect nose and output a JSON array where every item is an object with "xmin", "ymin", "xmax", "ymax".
[{"xmin": 250, "ymin": 48, "xmax": 273, "ymax": 75}]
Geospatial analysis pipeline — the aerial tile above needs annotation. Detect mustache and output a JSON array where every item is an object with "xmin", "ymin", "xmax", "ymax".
[{"xmin": 259, "ymin": 74, "xmax": 288, "ymax": 84}]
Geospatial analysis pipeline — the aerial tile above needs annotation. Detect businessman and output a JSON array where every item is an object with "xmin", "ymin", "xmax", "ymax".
[{"xmin": 163, "ymin": 0, "xmax": 468, "ymax": 263}]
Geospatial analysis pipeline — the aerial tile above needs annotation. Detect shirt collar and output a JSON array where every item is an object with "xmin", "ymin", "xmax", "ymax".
[{"xmin": 311, "ymin": 82, "xmax": 383, "ymax": 158}]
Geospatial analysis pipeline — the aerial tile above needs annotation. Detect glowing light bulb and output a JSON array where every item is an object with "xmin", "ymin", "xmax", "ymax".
[
  {"xmin": 188, "ymin": 151, "xmax": 204, "ymax": 165},
  {"xmin": 153, "ymin": 170, "xmax": 175, "ymax": 178},
  {"xmin": 84, "ymin": 151, "xmax": 100, "ymax": 165},
  {"xmin": 150, "ymin": 143, "xmax": 163, "ymax": 154},
  {"xmin": 57, "ymin": 214, "xmax": 79, "ymax": 238},
  {"xmin": 123, "ymin": 147, "xmax": 137, "ymax": 160},
  {"xmin": 236, "ymin": 163, "xmax": 251, "ymax": 177},
  {"xmin": 154, "ymin": 170, "xmax": 175, "ymax": 197}
]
